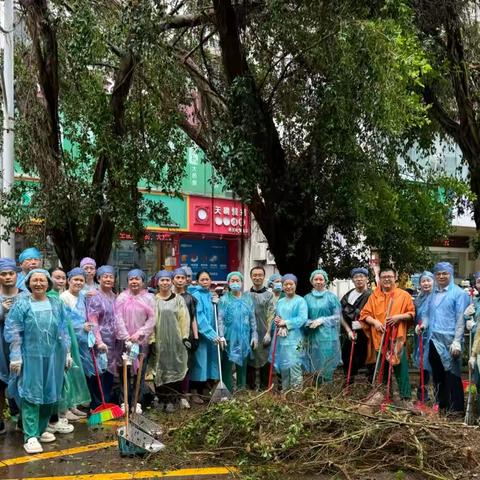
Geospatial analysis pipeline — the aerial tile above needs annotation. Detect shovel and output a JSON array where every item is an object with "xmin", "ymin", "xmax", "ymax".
[
  {"xmin": 344, "ymin": 334, "xmax": 356, "ymax": 395},
  {"xmin": 210, "ymin": 303, "xmax": 233, "ymax": 404},
  {"xmin": 267, "ymin": 325, "xmax": 279, "ymax": 389},
  {"xmin": 465, "ymin": 330, "xmax": 474, "ymax": 425}
]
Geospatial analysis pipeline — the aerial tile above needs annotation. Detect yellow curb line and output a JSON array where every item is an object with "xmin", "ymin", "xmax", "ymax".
[
  {"xmin": 0, "ymin": 440, "xmax": 116, "ymax": 467},
  {"xmin": 3, "ymin": 466, "xmax": 238, "ymax": 479}
]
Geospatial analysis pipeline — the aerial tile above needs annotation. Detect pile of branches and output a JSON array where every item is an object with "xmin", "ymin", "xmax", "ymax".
[{"xmin": 154, "ymin": 384, "xmax": 480, "ymax": 479}]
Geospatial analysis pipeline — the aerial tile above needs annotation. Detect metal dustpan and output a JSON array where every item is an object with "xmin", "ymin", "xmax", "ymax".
[
  {"xmin": 129, "ymin": 354, "xmax": 163, "ymax": 439},
  {"xmin": 117, "ymin": 356, "xmax": 164, "ymax": 457},
  {"xmin": 210, "ymin": 304, "xmax": 233, "ymax": 404}
]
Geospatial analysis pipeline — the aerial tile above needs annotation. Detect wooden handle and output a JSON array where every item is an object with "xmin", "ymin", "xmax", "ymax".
[
  {"xmin": 123, "ymin": 358, "xmax": 129, "ymax": 431},
  {"xmin": 133, "ymin": 353, "xmax": 144, "ymax": 410}
]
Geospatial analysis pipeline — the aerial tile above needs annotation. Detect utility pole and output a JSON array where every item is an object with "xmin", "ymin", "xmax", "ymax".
[{"xmin": 1, "ymin": 0, "xmax": 15, "ymax": 259}]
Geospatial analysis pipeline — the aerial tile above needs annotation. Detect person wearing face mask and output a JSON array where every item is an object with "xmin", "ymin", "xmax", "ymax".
[
  {"xmin": 115, "ymin": 269, "xmax": 155, "ymax": 413},
  {"xmin": 304, "ymin": 269, "xmax": 342, "ymax": 385},
  {"xmin": 217, "ymin": 271, "xmax": 258, "ymax": 392},
  {"xmin": 360, "ymin": 267, "xmax": 415, "ymax": 406},
  {"xmin": 60, "ymin": 268, "xmax": 95, "ymax": 415},
  {"xmin": 268, "ymin": 273, "xmax": 283, "ymax": 304},
  {"xmin": 87, "ymin": 265, "xmax": 119, "ymax": 406},
  {"xmin": 413, "ymin": 271, "xmax": 434, "ymax": 402},
  {"xmin": 190, "ymin": 270, "xmax": 222, "ymax": 404},
  {"xmin": 271, "ymin": 274, "xmax": 308, "ymax": 390},
  {"xmin": 16, "ymin": 248, "xmax": 43, "ymax": 291},
  {"xmin": 424, "ymin": 262, "xmax": 469, "ymax": 415},
  {"xmin": 340, "ymin": 268, "xmax": 371, "ymax": 384},
  {"xmin": 248, "ymin": 266, "xmax": 275, "ymax": 390}
]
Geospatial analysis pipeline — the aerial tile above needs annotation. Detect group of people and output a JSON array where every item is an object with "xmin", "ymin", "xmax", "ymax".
[{"xmin": 0, "ymin": 248, "xmax": 477, "ymax": 454}]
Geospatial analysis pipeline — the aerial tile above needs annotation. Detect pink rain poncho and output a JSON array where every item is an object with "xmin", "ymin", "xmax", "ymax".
[{"xmin": 115, "ymin": 289, "xmax": 156, "ymax": 373}]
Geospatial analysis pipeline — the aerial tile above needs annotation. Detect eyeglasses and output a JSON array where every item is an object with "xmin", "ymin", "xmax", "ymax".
[{"xmin": 380, "ymin": 275, "xmax": 395, "ymax": 279}]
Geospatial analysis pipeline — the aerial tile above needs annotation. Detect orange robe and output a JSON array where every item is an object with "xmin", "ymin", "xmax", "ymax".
[{"xmin": 359, "ymin": 286, "xmax": 415, "ymax": 364}]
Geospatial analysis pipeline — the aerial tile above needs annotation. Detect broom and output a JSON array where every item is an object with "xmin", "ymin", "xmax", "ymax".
[{"xmin": 88, "ymin": 348, "xmax": 124, "ymax": 426}]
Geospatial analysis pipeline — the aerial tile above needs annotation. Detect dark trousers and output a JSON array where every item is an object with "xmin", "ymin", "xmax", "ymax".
[
  {"xmin": 155, "ymin": 381, "xmax": 182, "ymax": 404},
  {"xmin": 88, "ymin": 371, "xmax": 114, "ymax": 410},
  {"xmin": 246, "ymin": 363, "xmax": 271, "ymax": 390},
  {"xmin": 428, "ymin": 341, "xmax": 464, "ymax": 413},
  {"xmin": 341, "ymin": 331, "xmax": 368, "ymax": 380}
]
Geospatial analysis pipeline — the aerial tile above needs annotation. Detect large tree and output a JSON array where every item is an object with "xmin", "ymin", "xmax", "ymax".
[{"xmin": 1, "ymin": 0, "xmax": 466, "ymax": 290}]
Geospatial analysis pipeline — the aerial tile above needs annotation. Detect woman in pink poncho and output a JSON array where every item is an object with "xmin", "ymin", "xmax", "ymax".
[{"xmin": 115, "ymin": 269, "xmax": 155, "ymax": 413}]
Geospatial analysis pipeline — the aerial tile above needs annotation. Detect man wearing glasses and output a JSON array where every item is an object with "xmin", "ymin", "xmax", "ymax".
[{"xmin": 360, "ymin": 267, "xmax": 415, "ymax": 405}]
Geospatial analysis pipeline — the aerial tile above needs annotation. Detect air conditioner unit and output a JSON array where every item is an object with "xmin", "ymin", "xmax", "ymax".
[
  {"xmin": 252, "ymin": 243, "xmax": 267, "ymax": 261},
  {"xmin": 266, "ymin": 249, "xmax": 276, "ymax": 265}
]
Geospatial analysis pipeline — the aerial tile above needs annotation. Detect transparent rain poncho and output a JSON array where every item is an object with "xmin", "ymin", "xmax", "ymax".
[
  {"xmin": 303, "ymin": 290, "xmax": 341, "ymax": 379},
  {"xmin": 4, "ymin": 295, "xmax": 70, "ymax": 405},
  {"xmin": 60, "ymin": 290, "xmax": 94, "ymax": 377},
  {"xmin": 424, "ymin": 268, "xmax": 469, "ymax": 376},
  {"xmin": 413, "ymin": 272, "xmax": 434, "ymax": 373},
  {"xmin": 115, "ymin": 289, "xmax": 156, "ymax": 374},
  {"xmin": 248, "ymin": 288, "xmax": 275, "ymax": 368},
  {"xmin": 152, "ymin": 294, "xmax": 190, "ymax": 386},
  {"xmin": 190, "ymin": 287, "xmax": 219, "ymax": 382},
  {"xmin": 87, "ymin": 290, "xmax": 119, "ymax": 375},
  {"xmin": 269, "ymin": 294, "xmax": 308, "ymax": 372},
  {"xmin": 218, "ymin": 292, "xmax": 258, "ymax": 366}
]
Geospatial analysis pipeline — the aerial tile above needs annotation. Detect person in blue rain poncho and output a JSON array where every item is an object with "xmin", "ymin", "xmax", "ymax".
[
  {"xmin": 413, "ymin": 271, "xmax": 434, "ymax": 402},
  {"xmin": 270, "ymin": 274, "xmax": 308, "ymax": 390},
  {"xmin": 303, "ymin": 269, "xmax": 341, "ymax": 384},
  {"xmin": 424, "ymin": 262, "xmax": 469, "ymax": 414},
  {"xmin": 16, "ymin": 247, "xmax": 42, "ymax": 290},
  {"xmin": 87, "ymin": 265, "xmax": 119, "ymax": 406},
  {"xmin": 0, "ymin": 258, "xmax": 22, "ymax": 434},
  {"xmin": 4, "ymin": 269, "xmax": 71, "ymax": 454},
  {"xmin": 218, "ymin": 271, "xmax": 258, "ymax": 392},
  {"xmin": 268, "ymin": 273, "xmax": 283, "ymax": 305},
  {"xmin": 190, "ymin": 270, "xmax": 222, "ymax": 404}
]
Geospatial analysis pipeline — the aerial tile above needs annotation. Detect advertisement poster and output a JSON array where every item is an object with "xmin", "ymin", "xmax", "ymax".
[{"xmin": 180, "ymin": 239, "xmax": 228, "ymax": 281}]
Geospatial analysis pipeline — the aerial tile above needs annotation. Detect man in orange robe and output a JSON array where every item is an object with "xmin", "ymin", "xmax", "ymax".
[{"xmin": 360, "ymin": 267, "xmax": 415, "ymax": 401}]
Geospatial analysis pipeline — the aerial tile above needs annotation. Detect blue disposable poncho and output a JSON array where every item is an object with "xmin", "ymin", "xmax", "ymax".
[
  {"xmin": 60, "ymin": 290, "xmax": 94, "ymax": 377},
  {"xmin": 413, "ymin": 271, "xmax": 434, "ymax": 373},
  {"xmin": 303, "ymin": 290, "xmax": 341, "ymax": 380},
  {"xmin": 0, "ymin": 291, "xmax": 22, "ymax": 384},
  {"xmin": 218, "ymin": 292, "xmax": 258, "ymax": 366},
  {"xmin": 425, "ymin": 264, "xmax": 469, "ymax": 375},
  {"xmin": 270, "ymin": 294, "xmax": 308, "ymax": 372},
  {"xmin": 190, "ymin": 287, "xmax": 219, "ymax": 382},
  {"xmin": 87, "ymin": 290, "xmax": 119, "ymax": 375},
  {"xmin": 4, "ymin": 295, "xmax": 70, "ymax": 404}
]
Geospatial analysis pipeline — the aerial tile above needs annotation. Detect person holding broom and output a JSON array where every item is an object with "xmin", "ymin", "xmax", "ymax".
[
  {"xmin": 359, "ymin": 267, "xmax": 415, "ymax": 407},
  {"xmin": 5, "ymin": 269, "xmax": 71, "ymax": 454},
  {"xmin": 340, "ymin": 267, "xmax": 371, "ymax": 384}
]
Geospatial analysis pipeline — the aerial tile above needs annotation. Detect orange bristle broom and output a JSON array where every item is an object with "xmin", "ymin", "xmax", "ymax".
[{"xmin": 88, "ymin": 348, "xmax": 123, "ymax": 426}]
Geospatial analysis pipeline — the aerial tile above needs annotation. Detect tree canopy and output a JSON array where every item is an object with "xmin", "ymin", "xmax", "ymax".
[{"xmin": 0, "ymin": 0, "xmax": 468, "ymax": 287}]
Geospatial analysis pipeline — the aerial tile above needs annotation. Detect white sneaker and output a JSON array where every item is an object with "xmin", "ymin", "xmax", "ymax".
[
  {"xmin": 179, "ymin": 398, "xmax": 190, "ymax": 410},
  {"xmin": 135, "ymin": 403, "xmax": 142, "ymax": 414},
  {"xmin": 62, "ymin": 410, "xmax": 80, "ymax": 421},
  {"xmin": 70, "ymin": 407, "xmax": 87, "ymax": 418},
  {"xmin": 48, "ymin": 418, "xmax": 74, "ymax": 434},
  {"xmin": 39, "ymin": 431, "xmax": 56, "ymax": 443},
  {"xmin": 24, "ymin": 437, "xmax": 43, "ymax": 454}
]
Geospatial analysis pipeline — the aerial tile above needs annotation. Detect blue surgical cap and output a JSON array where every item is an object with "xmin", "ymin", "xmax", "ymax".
[
  {"xmin": 0, "ymin": 258, "xmax": 19, "ymax": 272},
  {"xmin": 419, "ymin": 271, "xmax": 434, "ymax": 282},
  {"xmin": 24, "ymin": 268, "xmax": 52, "ymax": 292},
  {"xmin": 351, "ymin": 267, "xmax": 369, "ymax": 278},
  {"xmin": 172, "ymin": 267, "xmax": 187, "ymax": 278},
  {"xmin": 96, "ymin": 265, "xmax": 115, "ymax": 278},
  {"xmin": 310, "ymin": 269, "xmax": 329, "ymax": 283},
  {"xmin": 433, "ymin": 262, "xmax": 454, "ymax": 275},
  {"xmin": 227, "ymin": 271, "xmax": 243, "ymax": 282},
  {"xmin": 183, "ymin": 266, "xmax": 193, "ymax": 276},
  {"xmin": 127, "ymin": 269, "xmax": 146, "ymax": 281},
  {"xmin": 67, "ymin": 267, "xmax": 87, "ymax": 280},
  {"xmin": 18, "ymin": 247, "xmax": 42, "ymax": 263},
  {"xmin": 155, "ymin": 270, "xmax": 172, "ymax": 280},
  {"xmin": 475, "ymin": 271, "xmax": 480, "ymax": 280},
  {"xmin": 282, "ymin": 273, "xmax": 298, "ymax": 285}
]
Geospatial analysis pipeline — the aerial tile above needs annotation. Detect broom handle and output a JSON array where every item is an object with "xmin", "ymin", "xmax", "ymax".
[
  {"xmin": 90, "ymin": 347, "xmax": 106, "ymax": 405},
  {"xmin": 213, "ymin": 303, "xmax": 224, "ymax": 385},
  {"xmin": 419, "ymin": 326, "xmax": 424, "ymax": 404},
  {"xmin": 123, "ymin": 358, "xmax": 129, "ymax": 432},
  {"xmin": 133, "ymin": 352, "xmax": 144, "ymax": 410},
  {"xmin": 268, "ymin": 325, "xmax": 278, "ymax": 389},
  {"xmin": 345, "ymin": 337, "xmax": 355, "ymax": 394}
]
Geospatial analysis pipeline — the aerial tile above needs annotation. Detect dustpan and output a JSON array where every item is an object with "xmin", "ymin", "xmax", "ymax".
[
  {"xmin": 117, "ymin": 356, "xmax": 165, "ymax": 457},
  {"xmin": 210, "ymin": 303, "xmax": 233, "ymax": 404},
  {"xmin": 130, "ymin": 353, "xmax": 163, "ymax": 439}
]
